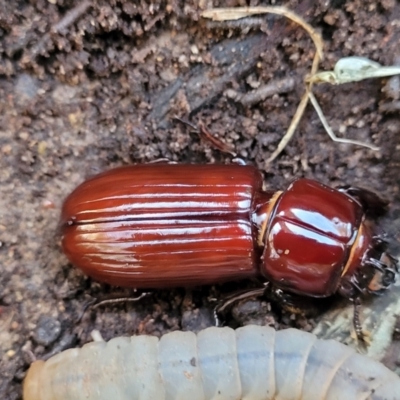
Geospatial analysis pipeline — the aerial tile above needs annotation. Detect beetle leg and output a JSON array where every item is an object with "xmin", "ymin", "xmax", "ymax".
[
  {"xmin": 349, "ymin": 277, "xmax": 366, "ymax": 294},
  {"xmin": 213, "ymin": 286, "xmax": 268, "ymax": 326},
  {"xmin": 265, "ymin": 285, "xmax": 333, "ymax": 316},
  {"xmin": 76, "ymin": 292, "xmax": 151, "ymax": 323},
  {"xmin": 91, "ymin": 292, "xmax": 150, "ymax": 310},
  {"xmin": 76, "ymin": 298, "xmax": 97, "ymax": 323}
]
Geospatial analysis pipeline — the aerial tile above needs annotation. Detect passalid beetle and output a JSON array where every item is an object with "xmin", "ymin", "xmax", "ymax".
[{"xmin": 61, "ymin": 163, "xmax": 397, "ymax": 301}]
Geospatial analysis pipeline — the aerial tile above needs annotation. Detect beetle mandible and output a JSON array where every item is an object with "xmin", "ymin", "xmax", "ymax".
[{"xmin": 60, "ymin": 163, "xmax": 396, "ymax": 302}]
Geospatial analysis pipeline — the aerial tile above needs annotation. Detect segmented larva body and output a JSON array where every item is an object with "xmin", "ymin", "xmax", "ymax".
[{"xmin": 24, "ymin": 325, "xmax": 400, "ymax": 400}]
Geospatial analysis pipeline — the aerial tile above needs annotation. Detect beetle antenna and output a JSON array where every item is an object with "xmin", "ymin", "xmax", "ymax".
[{"xmin": 352, "ymin": 297, "xmax": 367, "ymax": 346}]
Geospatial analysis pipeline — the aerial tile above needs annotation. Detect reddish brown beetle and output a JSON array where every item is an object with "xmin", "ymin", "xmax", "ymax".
[{"xmin": 61, "ymin": 163, "xmax": 396, "ymax": 302}]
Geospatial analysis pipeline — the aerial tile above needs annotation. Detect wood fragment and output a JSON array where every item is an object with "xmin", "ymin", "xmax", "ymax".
[
  {"xmin": 225, "ymin": 77, "xmax": 296, "ymax": 106},
  {"xmin": 22, "ymin": 1, "xmax": 92, "ymax": 61},
  {"xmin": 147, "ymin": 33, "xmax": 281, "ymax": 127}
]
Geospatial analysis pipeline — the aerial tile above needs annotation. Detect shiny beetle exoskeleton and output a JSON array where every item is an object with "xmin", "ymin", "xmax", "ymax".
[
  {"xmin": 61, "ymin": 164, "xmax": 396, "ymax": 300},
  {"xmin": 24, "ymin": 325, "xmax": 400, "ymax": 400}
]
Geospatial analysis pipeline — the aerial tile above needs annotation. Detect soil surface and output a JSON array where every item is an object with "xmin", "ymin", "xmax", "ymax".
[{"xmin": 1, "ymin": 1, "xmax": 400, "ymax": 398}]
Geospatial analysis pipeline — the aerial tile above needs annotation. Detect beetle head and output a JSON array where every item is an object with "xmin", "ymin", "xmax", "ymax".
[{"xmin": 338, "ymin": 234, "xmax": 398, "ymax": 299}]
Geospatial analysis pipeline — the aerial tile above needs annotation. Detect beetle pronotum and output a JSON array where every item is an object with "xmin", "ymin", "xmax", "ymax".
[{"xmin": 24, "ymin": 325, "xmax": 400, "ymax": 400}]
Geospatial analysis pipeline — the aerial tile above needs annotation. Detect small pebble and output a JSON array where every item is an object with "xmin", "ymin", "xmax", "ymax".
[
  {"xmin": 33, "ymin": 315, "xmax": 61, "ymax": 347},
  {"xmin": 7, "ymin": 349, "xmax": 16, "ymax": 358},
  {"xmin": 181, "ymin": 308, "xmax": 213, "ymax": 333}
]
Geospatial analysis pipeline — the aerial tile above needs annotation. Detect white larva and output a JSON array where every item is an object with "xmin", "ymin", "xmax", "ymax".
[{"xmin": 23, "ymin": 325, "xmax": 400, "ymax": 400}]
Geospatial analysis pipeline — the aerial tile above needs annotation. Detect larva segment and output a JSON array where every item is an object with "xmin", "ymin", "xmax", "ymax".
[
  {"xmin": 300, "ymin": 338, "xmax": 354, "ymax": 400},
  {"xmin": 23, "ymin": 326, "xmax": 400, "ymax": 400},
  {"xmin": 273, "ymin": 329, "xmax": 317, "ymax": 399},
  {"xmin": 38, "ymin": 347, "xmax": 82, "ymax": 400},
  {"xmin": 197, "ymin": 327, "xmax": 242, "ymax": 399},
  {"xmin": 235, "ymin": 325, "xmax": 276, "ymax": 400},
  {"xmin": 94, "ymin": 336, "xmax": 165, "ymax": 399},
  {"xmin": 325, "ymin": 350, "xmax": 400, "ymax": 400},
  {"xmin": 158, "ymin": 331, "xmax": 205, "ymax": 400},
  {"xmin": 371, "ymin": 379, "xmax": 400, "ymax": 400},
  {"xmin": 23, "ymin": 360, "xmax": 45, "ymax": 400}
]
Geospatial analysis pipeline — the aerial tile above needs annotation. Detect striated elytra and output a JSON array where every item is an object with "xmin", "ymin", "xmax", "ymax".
[{"xmin": 60, "ymin": 163, "xmax": 396, "ymax": 299}]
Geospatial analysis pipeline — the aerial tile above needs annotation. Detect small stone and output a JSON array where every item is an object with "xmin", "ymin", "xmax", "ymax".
[
  {"xmin": 181, "ymin": 308, "xmax": 213, "ymax": 333},
  {"xmin": 33, "ymin": 315, "xmax": 61, "ymax": 346},
  {"xmin": 15, "ymin": 74, "xmax": 39, "ymax": 105},
  {"xmin": 6, "ymin": 349, "xmax": 15, "ymax": 358}
]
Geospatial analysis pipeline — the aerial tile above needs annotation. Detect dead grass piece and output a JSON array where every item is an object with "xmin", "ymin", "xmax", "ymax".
[
  {"xmin": 202, "ymin": 8, "xmax": 400, "ymax": 163},
  {"xmin": 202, "ymin": 7, "xmax": 323, "ymax": 163},
  {"xmin": 201, "ymin": 6, "xmax": 323, "ymax": 60}
]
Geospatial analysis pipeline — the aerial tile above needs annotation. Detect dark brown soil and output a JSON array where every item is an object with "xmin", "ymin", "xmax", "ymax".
[{"xmin": 1, "ymin": 1, "xmax": 399, "ymax": 398}]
